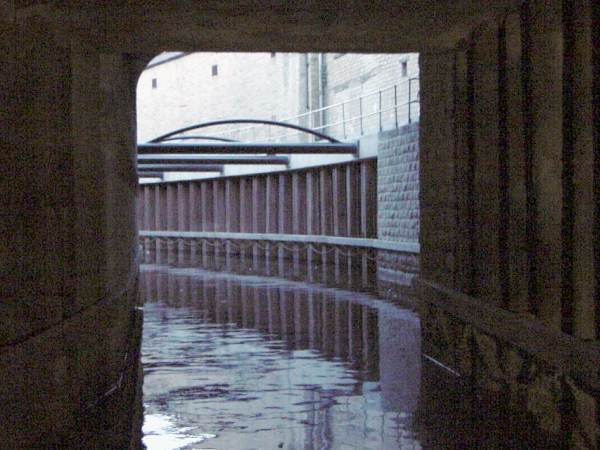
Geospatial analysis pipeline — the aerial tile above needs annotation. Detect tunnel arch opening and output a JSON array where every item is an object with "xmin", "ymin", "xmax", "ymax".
[
  {"xmin": 134, "ymin": 50, "xmax": 424, "ymax": 448},
  {"xmin": 134, "ymin": 50, "xmax": 421, "ymax": 283}
]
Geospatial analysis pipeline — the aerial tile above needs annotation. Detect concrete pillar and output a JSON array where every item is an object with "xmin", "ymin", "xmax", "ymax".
[
  {"xmin": 471, "ymin": 21, "xmax": 502, "ymax": 305},
  {"xmin": 0, "ymin": 16, "xmax": 140, "ymax": 448},
  {"xmin": 419, "ymin": 50, "xmax": 459, "ymax": 286},
  {"xmin": 563, "ymin": 0, "xmax": 596, "ymax": 339},
  {"xmin": 452, "ymin": 45, "xmax": 472, "ymax": 295},
  {"xmin": 525, "ymin": 0, "xmax": 563, "ymax": 329},
  {"xmin": 502, "ymin": 14, "xmax": 529, "ymax": 313}
]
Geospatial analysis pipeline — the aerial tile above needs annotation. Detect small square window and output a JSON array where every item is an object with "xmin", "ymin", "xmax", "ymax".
[
  {"xmin": 212, "ymin": 64, "xmax": 218, "ymax": 76},
  {"xmin": 152, "ymin": 78, "xmax": 157, "ymax": 89},
  {"xmin": 401, "ymin": 60, "xmax": 408, "ymax": 77}
]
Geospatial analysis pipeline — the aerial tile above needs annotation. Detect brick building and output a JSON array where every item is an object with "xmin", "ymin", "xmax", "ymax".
[{"xmin": 137, "ymin": 52, "xmax": 419, "ymax": 180}]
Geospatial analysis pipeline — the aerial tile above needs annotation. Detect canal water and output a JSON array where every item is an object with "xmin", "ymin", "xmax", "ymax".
[{"xmin": 140, "ymin": 251, "xmax": 544, "ymax": 449}]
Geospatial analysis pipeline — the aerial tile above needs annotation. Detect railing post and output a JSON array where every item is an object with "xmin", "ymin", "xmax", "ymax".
[
  {"xmin": 342, "ymin": 102, "xmax": 346, "ymax": 139},
  {"xmin": 379, "ymin": 90, "xmax": 382, "ymax": 132},
  {"xmin": 408, "ymin": 78, "xmax": 412, "ymax": 124},
  {"xmin": 359, "ymin": 97, "xmax": 363, "ymax": 135},
  {"xmin": 394, "ymin": 84, "xmax": 398, "ymax": 129}
]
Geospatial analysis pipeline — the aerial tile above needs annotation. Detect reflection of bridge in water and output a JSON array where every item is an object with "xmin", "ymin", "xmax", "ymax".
[{"xmin": 140, "ymin": 247, "xmax": 556, "ymax": 450}]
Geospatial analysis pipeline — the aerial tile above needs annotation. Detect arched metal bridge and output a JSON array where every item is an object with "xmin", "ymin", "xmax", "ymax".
[{"xmin": 137, "ymin": 119, "xmax": 358, "ymax": 179}]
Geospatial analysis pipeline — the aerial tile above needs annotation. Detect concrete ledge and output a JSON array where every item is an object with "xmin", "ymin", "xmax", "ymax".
[
  {"xmin": 139, "ymin": 230, "xmax": 420, "ymax": 254},
  {"xmin": 418, "ymin": 279, "xmax": 600, "ymax": 393}
]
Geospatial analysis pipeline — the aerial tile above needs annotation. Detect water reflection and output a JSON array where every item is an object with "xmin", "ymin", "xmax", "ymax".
[{"xmin": 141, "ymin": 251, "xmax": 544, "ymax": 449}]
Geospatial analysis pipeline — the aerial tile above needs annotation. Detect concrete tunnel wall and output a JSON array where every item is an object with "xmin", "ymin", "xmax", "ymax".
[
  {"xmin": 418, "ymin": 3, "xmax": 599, "ymax": 445},
  {"xmin": 0, "ymin": 14, "xmax": 144, "ymax": 449},
  {"xmin": 1, "ymin": 1, "xmax": 599, "ymax": 448}
]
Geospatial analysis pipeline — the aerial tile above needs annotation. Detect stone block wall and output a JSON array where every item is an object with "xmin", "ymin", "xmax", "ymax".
[
  {"xmin": 420, "ymin": 299, "xmax": 599, "ymax": 448},
  {"xmin": 375, "ymin": 123, "xmax": 420, "ymax": 299},
  {"xmin": 0, "ymin": 16, "xmax": 144, "ymax": 448},
  {"xmin": 377, "ymin": 123, "xmax": 420, "ymax": 243}
]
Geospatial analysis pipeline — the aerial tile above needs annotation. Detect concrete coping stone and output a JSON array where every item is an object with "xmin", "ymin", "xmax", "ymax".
[{"xmin": 139, "ymin": 230, "xmax": 420, "ymax": 254}]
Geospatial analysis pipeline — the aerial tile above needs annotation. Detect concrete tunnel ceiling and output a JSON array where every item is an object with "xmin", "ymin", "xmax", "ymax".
[{"xmin": 12, "ymin": 1, "xmax": 521, "ymax": 53}]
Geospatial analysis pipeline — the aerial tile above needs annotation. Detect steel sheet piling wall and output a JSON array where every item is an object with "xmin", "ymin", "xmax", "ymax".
[{"xmin": 137, "ymin": 158, "xmax": 378, "ymax": 266}]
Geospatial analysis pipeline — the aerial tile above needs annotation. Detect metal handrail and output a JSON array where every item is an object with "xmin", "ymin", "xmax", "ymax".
[
  {"xmin": 193, "ymin": 77, "xmax": 420, "ymax": 143},
  {"xmin": 259, "ymin": 101, "xmax": 420, "ymax": 143},
  {"xmin": 215, "ymin": 77, "xmax": 418, "ymax": 132}
]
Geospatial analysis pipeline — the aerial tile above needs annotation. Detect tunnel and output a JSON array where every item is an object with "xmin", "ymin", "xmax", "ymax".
[{"xmin": 1, "ymin": 1, "xmax": 599, "ymax": 448}]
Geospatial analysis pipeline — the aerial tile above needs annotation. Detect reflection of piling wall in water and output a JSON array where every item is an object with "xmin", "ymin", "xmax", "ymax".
[
  {"xmin": 379, "ymin": 311, "xmax": 420, "ymax": 413},
  {"xmin": 141, "ymin": 260, "xmax": 429, "ymax": 447},
  {"xmin": 141, "ymin": 266, "xmax": 382, "ymax": 379}
]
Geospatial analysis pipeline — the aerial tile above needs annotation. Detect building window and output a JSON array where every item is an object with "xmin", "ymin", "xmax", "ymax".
[
  {"xmin": 152, "ymin": 78, "xmax": 157, "ymax": 89},
  {"xmin": 212, "ymin": 64, "xmax": 218, "ymax": 76},
  {"xmin": 401, "ymin": 60, "xmax": 408, "ymax": 77}
]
